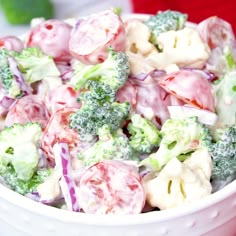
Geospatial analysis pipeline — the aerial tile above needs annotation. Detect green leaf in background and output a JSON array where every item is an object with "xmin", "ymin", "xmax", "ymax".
[{"xmin": 0, "ymin": 0, "xmax": 54, "ymax": 25}]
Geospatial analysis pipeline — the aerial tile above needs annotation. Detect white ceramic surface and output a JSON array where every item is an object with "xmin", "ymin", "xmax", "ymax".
[
  {"xmin": 0, "ymin": 13, "xmax": 236, "ymax": 236},
  {"xmin": 0, "ymin": 179, "xmax": 235, "ymax": 236}
]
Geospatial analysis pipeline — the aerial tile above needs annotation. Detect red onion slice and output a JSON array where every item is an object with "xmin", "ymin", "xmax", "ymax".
[
  {"xmin": 53, "ymin": 142, "xmax": 80, "ymax": 212},
  {"xmin": 8, "ymin": 57, "xmax": 32, "ymax": 95},
  {"xmin": 183, "ymin": 67, "xmax": 218, "ymax": 82},
  {"xmin": 0, "ymin": 95, "xmax": 15, "ymax": 110}
]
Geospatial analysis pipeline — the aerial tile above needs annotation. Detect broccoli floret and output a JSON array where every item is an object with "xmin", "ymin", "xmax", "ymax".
[
  {"xmin": 78, "ymin": 125, "xmax": 136, "ymax": 166},
  {"xmin": 0, "ymin": 123, "xmax": 42, "ymax": 181},
  {"xmin": 207, "ymin": 45, "xmax": 236, "ymax": 79},
  {"xmin": 213, "ymin": 71, "xmax": 236, "ymax": 129},
  {"xmin": 141, "ymin": 116, "xmax": 212, "ymax": 172},
  {"xmin": 80, "ymin": 79, "xmax": 116, "ymax": 104},
  {"xmin": 0, "ymin": 48, "xmax": 25, "ymax": 98},
  {"xmin": 0, "ymin": 47, "xmax": 60, "ymax": 98},
  {"xmin": 13, "ymin": 47, "xmax": 60, "ymax": 84},
  {"xmin": 0, "ymin": 0, "xmax": 54, "ymax": 25},
  {"xmin": 69, "ymin": 47, "xmax": 131, "ymax": 142},
  {"xmin": 70, "ymin": 47, "xmax": 130, "ymax": 91},
  {"xmin": 224, "ymin": 46, "xmax": 236, "ymax": 70},
  {"xmin": 70, "ymin": 80, "xmax": 131, "ymax": 141},
  {"xmin": 127, "ymin": 113, "xmax": 161, "ymax": 153},
  {"xmin": 210, "ymin": 126, "xmax": 236, "ymax": 182},
  {"xmin": 144, "ymin": 10, "xmax": 187, "ymax": 47},
  {"xmin": 0, "ymin": 163, "xmax": 52, "ymax": 195}
]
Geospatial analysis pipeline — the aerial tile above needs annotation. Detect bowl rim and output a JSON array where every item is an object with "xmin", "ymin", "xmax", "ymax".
[{"xmin": 0, "ymin": 179, "xmax": 235, "ymax": 225}]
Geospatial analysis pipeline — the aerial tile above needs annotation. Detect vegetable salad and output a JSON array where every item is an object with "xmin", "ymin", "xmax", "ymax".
[{"xmin": 0, "ymin": 9, "xmax": 236, "ymax": 215}]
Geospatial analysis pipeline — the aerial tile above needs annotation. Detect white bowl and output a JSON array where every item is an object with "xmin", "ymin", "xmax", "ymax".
[
  {"xmin": 0, "ymin": 13, "xmax": 236, "ymax": 236},
  {"xmin": 0, "ymin": 179, "xmax": 235, "ymax": 236}
]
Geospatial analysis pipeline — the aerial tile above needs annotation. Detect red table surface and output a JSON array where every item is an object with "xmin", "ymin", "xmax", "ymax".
[{"xmin": 131, "ymin": 0, "xmax": 236, "ymax": 33}]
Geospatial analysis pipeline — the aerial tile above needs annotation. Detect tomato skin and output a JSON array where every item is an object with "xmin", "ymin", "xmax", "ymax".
[
  {"xmin": 5, "ymin": 95, "xmax": 50, "ymax": 130},
  {"xmin": 197, "ymin": 16, "xmax": 236, "ymax": 50},
  {"xmin": 26, "ymin": 19, "xmax": 72, "ymax": 61},
  {"xmin": 44, "ymin": 84, "xmax": 81, "ymax": 116},
  {"xmin": 41, "ymin": 107, "xmax": 80, "ymax": 163},
  {"xmin": 69, "ymin": 10, "xmax": 126, "ymax": 65},
  {"xmin": 158, "ymin": 69, "xmax": 215, "ymax": 112},
  {"xmin": 0, "ymin": 36, "xmax": 24, "ymax": 52},
  {"xmin": 130, "ymin": 78, "xmax": 182, "ymax": 127},
  {"xmin": 116, "ymin": 79, "xmax": 138, "ymax": 110},
  {"xmin": 197, "ymin": 16, "xmax": 236, "ymax": 78},
  {"xmin": 78, "ymin": 160, "xmax": 145, "ymax": 215}
]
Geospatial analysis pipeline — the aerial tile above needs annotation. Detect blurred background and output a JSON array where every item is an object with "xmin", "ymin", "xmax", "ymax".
[
  {"xmin": 0, "ymin": 0, "xmax": 235, "ymax": 37},
  {"xmin": 0, "ymin": 0, "xmax": 132, "ymax": 36}
]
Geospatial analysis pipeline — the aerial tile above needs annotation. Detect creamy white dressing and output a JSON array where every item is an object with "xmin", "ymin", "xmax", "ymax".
[{"xmin": 1, "ymin": 10, "xmax": 235, "ymax": 215}]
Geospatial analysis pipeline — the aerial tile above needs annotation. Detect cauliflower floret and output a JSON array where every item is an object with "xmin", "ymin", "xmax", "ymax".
[
  {"xmin": 147, "ymin": 27, "xmax": 210, "ymax": 70},
  {"xmin": 144, "ymin": 148, "xmax": 212, "ymax": 210},
  {"xmin": 125, "ymin": 19, "xmax": 159, "ymax": 76},
  {"xmin": 125, "ymin": 22, "xmax": 210, "ymax": 75},
  {"xmin": 127, "ymin": 53, "xmax": 156, "ymax": 77},
  {"xmin": 184, "ymin": 148, "xmax": 212, "ymax": 181},
  {"xmin": 37, "ymin": 169, "xmax": 62, "ymax": 202},
  {"xmin": 125, "ymin": 19, "xmax": 157, "ymax": 56}
]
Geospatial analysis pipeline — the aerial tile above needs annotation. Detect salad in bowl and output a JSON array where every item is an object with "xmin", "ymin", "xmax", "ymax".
[{"xmin": 0, "ymin": 8, "xmax": 235, "ymax": 234}]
